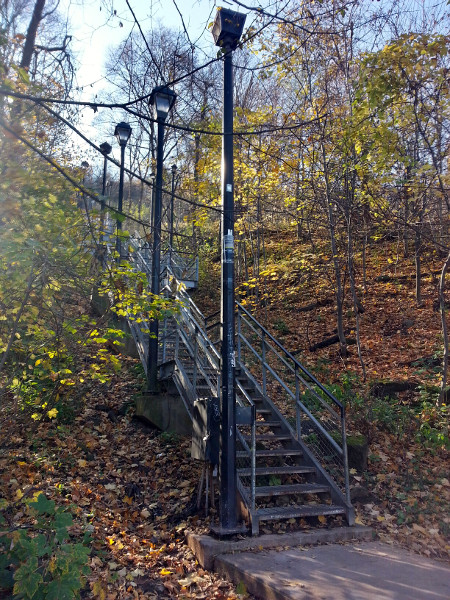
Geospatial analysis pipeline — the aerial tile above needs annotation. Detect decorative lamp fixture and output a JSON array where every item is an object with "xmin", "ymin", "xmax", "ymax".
[
  {"xmin": 114, "ymin": 122, "xmax": 132, "ymax": 146},
  {"xmin": 212, "ymin": 7, "xmax": 246, "ymax": 50},
  {"xmin": 100, "ymin": 142, "xmax": 112, "ymax": 156},
  {"xmin": 171, "ymin": 164, "xmax": 177, "ymax": 175},
  {"xmin": 149, "ymin": 85, "xmax": 177, "ymax": 121}
]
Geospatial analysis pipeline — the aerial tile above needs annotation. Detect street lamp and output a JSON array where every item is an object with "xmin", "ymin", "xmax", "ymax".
[
  {"xmin": 147, "ymin": 85, "xmax": 177, "ymax": 392},
  {"xmin": 212, "ymin": 6, "xmax": 246, "ymax": 535},
  {"xmin": 99, "ymin": 142, "xmax": 112, "ymax": 246},
  {"xmin": 114, "ymin": 122, "xmax": 132, "ymax": 260},
  {"xmin": 169, "ymin": 164, "xmax": 177, "ymax": 261}
]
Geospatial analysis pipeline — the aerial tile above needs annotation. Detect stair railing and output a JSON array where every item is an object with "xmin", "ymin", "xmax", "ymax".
[
  {"xmin": 167, "ymin": 272, "xmax": 222, "ymax": 415},
  {"xmin": 236, "ymin": 302, "xmax": 351, "ymax": 505}
]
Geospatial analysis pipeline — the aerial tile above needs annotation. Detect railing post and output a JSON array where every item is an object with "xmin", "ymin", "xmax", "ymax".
[
  {"xmin": 341, "ymin": 408, "xmax": 351, "ymax": 505},
  {"xmin": 261, "ymin": 331, "xmax": 267, "ymax": 396},
  {"xmin": 193, "ymin": 325, "xmax": 198, "ymax": 397},
  {"xmin": 237, "ymin": 307, "xmax": 242, "ymax": 364},
  {"xmin": 251, "ymin": 404, "xmax": 256, "ymax": 511},
  {"xmin": 295, "ymin": 365, "xmax": 301, "ymax": 441},
  {"xmin": 162, "ymin": 315, "xmax": 168, "ymax": 363},
  {"xmin": 175, "ymin": 323, "xmax": 179, "ymax": 362}
]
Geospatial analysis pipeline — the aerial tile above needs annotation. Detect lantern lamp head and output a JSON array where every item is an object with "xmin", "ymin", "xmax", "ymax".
[
  {"xmin": 149, "ymin": 85, "xmax": 177, "ymax": 121},
  {"xmin": 114, "ymin": 122, "xmax": 132, "ymax": 147},
  {"xmin": 212, "ymin": 7, "xmax": 246, "ymax": 50}
]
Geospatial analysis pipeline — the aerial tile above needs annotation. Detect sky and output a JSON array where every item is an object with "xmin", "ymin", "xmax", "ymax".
[
  {"xmin": 62, "ymin": 0, "xmax": 231, "ymax": 95},
  {"xmin": 58, "ymin": 0, "xmax": 244, "ymax": 168}
]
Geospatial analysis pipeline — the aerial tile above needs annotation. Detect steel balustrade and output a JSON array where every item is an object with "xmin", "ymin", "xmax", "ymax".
[{"xmin": 113, "ymin": 240, "xmax": 352, "ymax": 530}]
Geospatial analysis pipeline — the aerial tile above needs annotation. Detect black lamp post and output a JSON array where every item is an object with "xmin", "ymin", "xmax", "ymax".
[
  {"xmin": 99, "ymin": 142, "xmax": 112, "ymax": 245},
  {"xmin": 81, "ymin": 161, "xmax": 90, "ymax": 214},
  {"xmin": 212, "ymin": 6, "xmax": 246, "ymax": 534},
  {"xmin": 147, "ymin": 85, "xmax": 177, "ymax": 392},
  {"xmin": 114, "ymin": 122, "xmax": 132, "ymax": 260},
  {"xmin": 169, "ymin": 164, "xmax": 177, "ymax": 260}
]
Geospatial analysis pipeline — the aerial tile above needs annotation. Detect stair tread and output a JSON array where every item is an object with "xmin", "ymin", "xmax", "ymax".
[
  {"xmin": 243, "ymin": 434, "xmax": 291, "ymax": 441},
  {"xmin": 238, "ymin": 465, "xmax": 315, "ymax": 476},
  {"xmin": 255, "ymin": 420, "xmax": 282, "ymax": 427},
  {"xmin": 236, "ymin": 448, "xmax": 303, "ymax": 458},
  {"xmin": 244, "ymin": 483, "xmax": 330, "ymax": 497},
  {"xmin": 253, "ymin": 504, "xmax": 345, "ymax": 519}
]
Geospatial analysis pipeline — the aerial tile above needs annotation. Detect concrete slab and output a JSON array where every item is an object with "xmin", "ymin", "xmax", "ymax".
[
  {"xmin": 214, "ymin": 541, "xmax": 450, "ymax": 600},
  {"xmin": 186, "ymin": 526, "xmax": 374, "ymax": 571}
]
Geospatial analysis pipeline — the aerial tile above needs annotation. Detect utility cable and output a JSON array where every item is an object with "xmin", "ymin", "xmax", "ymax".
[
  {"xmin": 1, "ymin": 87, "xmax": 326, "ymax": 137},
  {"xmin": 0, "ymin": 117, "xmax": 205, "ymax": 235},
  {"xmin": 125, "ymin": 0, "xmax": 167, "ymax": 85}
]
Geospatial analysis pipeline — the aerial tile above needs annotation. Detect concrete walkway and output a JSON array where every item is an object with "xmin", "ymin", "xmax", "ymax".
[{"xmin": 187, "ymin": 529, "xmax": 450, "ymax": 600}]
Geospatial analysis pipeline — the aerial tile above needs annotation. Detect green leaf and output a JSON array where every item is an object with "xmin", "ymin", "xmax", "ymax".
[
  {"xmin": 28, "ymin": 493, "xmax": 55, "ymax": 515},
  {"xmin": 17, "ymin": 67, "xmax": 30, "ymax": 84},
  {"xmin": 0, "ymin": 567, "xmax": 14, "ymax": 590},
  {"xmin": 54, "ymin": 511, "xmax": 73, "ymax": 529},
  {"xmin": 35, "ymin": 533, "xmax": 50, "ymax": 558},
  {"xmin": 13, "ymin": 557, "xmax": 41, "ymax": 599},
  {"xmin": 45, "ymin": 574, "xmax": 81, "ymax": 600},
  {"xmin": 236, "ymin": 580, "xmax": 247, "ymax": 595}
]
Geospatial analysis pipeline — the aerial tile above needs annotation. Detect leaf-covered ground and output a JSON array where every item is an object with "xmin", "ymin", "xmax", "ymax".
[
  {"xmin": 0, "ymin": 363, "xmax": 256, "ymax": 599},
  {"xmin": 198, "ymin": 232, "xmax": 450, "ymax": 562},
  {"xmin": 1, "ymin": 233, "xmax": 449, "ymax": 599}
]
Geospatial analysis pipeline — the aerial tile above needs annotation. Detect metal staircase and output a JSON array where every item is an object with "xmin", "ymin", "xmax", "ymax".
[{"xmin": 124, "ymin": 239, "xmax": 354, "ymax": 535}]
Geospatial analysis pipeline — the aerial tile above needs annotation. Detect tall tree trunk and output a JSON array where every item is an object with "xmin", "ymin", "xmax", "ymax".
[
  {"xmin": 321, "ymin": 140, "xmax": 347, "ymax": 357},
  {"xmin": 414, "ymin": 223, "xmax": 422, "ymax": 307},
  {"xmin": 20, "ymin": 0, "xmax": 46, "ymax": 70},
  {"xmin": 439, "ymin": 250, "xmax": 450, "ymax": 405}
]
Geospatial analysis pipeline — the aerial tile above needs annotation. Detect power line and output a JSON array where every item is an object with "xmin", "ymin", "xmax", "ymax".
[
  {"xmin": 125, "ymin": 0, "xmax": 167, "ymax": 85},
  {"xmin": 0, "ymin": 116, "xmax": 204, "ymax": 235},
  {"xmin": 0, "ymin": 88, "xmax": 326, "ymax": 136}
]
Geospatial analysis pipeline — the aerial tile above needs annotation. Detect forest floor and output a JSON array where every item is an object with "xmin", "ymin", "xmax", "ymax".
[
  {"xmin": 0, "ymin": 362, "xmax": 248, "ymax": 599},
  {"xmin": 197, "ymin": 231, "xmax": 449, "ymax": 560},
  {"xmin": 1, "ymin": 233, "xmax": 449, "ymax": 599}
]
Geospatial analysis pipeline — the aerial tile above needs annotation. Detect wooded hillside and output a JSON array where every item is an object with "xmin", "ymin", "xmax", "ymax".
[{"xmin": 0, "ymin": 0, "xmax": 449, "ymax": 597}]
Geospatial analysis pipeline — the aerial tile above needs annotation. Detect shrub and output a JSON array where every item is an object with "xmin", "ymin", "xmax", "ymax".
[{"xmin": 0, "ymin": 493, "xmax": 90, "ymax": 599}]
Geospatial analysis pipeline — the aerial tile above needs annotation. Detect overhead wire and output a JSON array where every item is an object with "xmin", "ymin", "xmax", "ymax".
[
  {"xmin": 0, "ymin": 88, "xmax": 326, "ymax": 136},
  {"xmin": 0, "ymin": 116, "xmax": 215, "ymax": 235},
  {"xmin": 124, "ymin": 0, "xmax": 167, "ymax": 85}
]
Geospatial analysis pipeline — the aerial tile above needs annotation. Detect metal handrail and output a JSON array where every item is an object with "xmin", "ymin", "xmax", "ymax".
[
  {"xmin": 236, "ymin": 301, "xmax": 351, "ymax": 505},
  {"xmin": 236, "ymin": 301, "xmax": 344, "ymax": 414}
]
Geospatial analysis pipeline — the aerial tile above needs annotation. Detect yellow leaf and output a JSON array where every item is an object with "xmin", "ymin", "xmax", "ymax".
[
  {"xmin": 78, "ymin": 459, "xmax": 87, "ymax": 468},
  {"xmin": 47, "ymin": 408, "xmax": 58, "ymax": 419},
  {"xmin": 123, "ymin": 495, "xmax": 133, "ymax": 505},
  {"xmin": 160, "ymin": 568, "xmax": 172, "ymax": 576},
  {"xmin": 15, "ymin": 489, "xmax": 23, "ymax": 500},
  {"xmin": 318, "ymin": 515, "xmax": 327, "ymax": 524},
  {"xmin": 92, "ymin": 580, "xmax": 107, "ymax": 600}
]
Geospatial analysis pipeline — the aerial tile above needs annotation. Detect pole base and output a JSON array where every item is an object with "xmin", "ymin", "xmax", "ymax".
[{"xmin": 210, "ymin": 523, "xmax": 248, "ymax": 538}]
